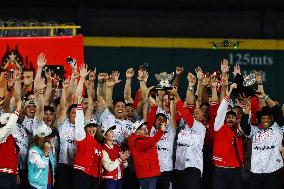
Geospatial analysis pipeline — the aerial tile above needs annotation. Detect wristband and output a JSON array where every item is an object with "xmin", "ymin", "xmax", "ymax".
[
  {"xmin": 264, "ymin": 95, "xmax": 269, "ymax": 101},
  {"xmin": 170, "ymin": 98, "xmax": 175, "ymax": 101}
]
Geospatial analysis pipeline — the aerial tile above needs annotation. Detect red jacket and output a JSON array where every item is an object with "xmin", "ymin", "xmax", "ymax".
[
  {"xmin": 102, "ymin": 144, "xmax": 125, "ymax": 180},
  {"xmin": 128, "ymin": 129, "xmax": 164, "ymax": 178},
  {"xmin": 0, "ymin": 135, "xmax": 19, "ymax": 175},
  {"xmin": 213, "ymin": 123, "xmax": 244, "ymax": 167},
  {"xmin": 74, "ymin": 133, "xmax": 103, "ymax": 178}
]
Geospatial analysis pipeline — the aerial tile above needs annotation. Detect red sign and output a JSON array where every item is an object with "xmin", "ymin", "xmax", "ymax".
[{"xmin": 0, "ymin": 35, "xmax": 84, "ymax": 77}]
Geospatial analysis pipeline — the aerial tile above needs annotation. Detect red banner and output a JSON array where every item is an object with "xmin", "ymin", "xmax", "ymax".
[{"xmin": 0, "ymin": 35, "xmax": 84, "ymax": 77}]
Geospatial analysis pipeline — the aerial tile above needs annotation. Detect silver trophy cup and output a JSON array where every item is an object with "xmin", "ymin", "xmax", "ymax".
[{"xmin": 154, "ymin": 72, "xmax": 175, "ymax": 90}]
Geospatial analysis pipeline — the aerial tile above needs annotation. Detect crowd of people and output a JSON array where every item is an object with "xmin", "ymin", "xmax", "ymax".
[{"xmin": 0, "ymin": 53, "xmax": 283, "ymax": 189}]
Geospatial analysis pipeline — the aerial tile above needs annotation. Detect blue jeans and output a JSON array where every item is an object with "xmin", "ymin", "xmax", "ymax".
[
  {"xmin": 138, "ymin": 177, "xmax": 158, "ymax": 189},
  {"xmin": 102, "ymin": 179, "xmax": 122, "ymax": 189}
]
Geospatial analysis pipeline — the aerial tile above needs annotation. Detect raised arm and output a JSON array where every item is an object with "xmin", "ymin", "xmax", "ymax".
[
  {"xmin": 85, "ymin": 79, "xmax": 95, "ymax": 121},
  {"xmin": 195, "ymin": 66, "xmax": 203, "ymax": 106},
  {"xmin": 75, "ymin": 64, "xmax": 90, "ymax": 102},
  {"xmin": 124, "ymin": 68, "xmax": 134, "ymax": 103},
  {"xmin": 201, "ymin": 74, "xmax": 210, "ymax": 104},
  {"xmin": 145, "ymin": 86, "xmax": 158, "ymax": 131},
  {"xmin": 185, "ymin": 72, "xmax": 196, "ymax": 106},
  {"xmin": 35, "ymin": 53, "xmax": 46, "ymax": 80},
  {"xmin": 136, "ymin": 69, "xmax": 149, "ymax": 114},
  {"xmin": 171, "ymin": 87, "xmax": 194, "ymax": 128},
  {"xmin": 58, "ymin": 79, "xmax": 70, "ymax": 122},
  {"xmin": 34, "ymin": 77, "xmax": 46, "ymax": 121},
  {"xmin": 75, "ymin": 96, "xmax": 86, "ymax": 141},
  {"xmin": 169, "ymin": 94, "xmax": 177, "ymax": 129},
  {"xmin": 214, "ymin": 83, "xmax": 237, "ymax": 131},
  {"xmin": 43, "ymin": 70, "xmax": 53, "ymax": 106},
  {"xmin": 220, "ymin": 59, "xmax": 230, "ymax": 101},
  {"xmin": 134, "ymin": 125, "xmax": 165, "ymax": 151},
  {"xmin": 105, "ymin": 71, "xmax": 121, "ymax": 108},
  {"xmin": 240, "ymin": 95, "xmax": 252, "ymax": 136}
]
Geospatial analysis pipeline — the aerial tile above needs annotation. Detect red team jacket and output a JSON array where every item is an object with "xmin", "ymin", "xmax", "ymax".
[
  {"xmin": 0, "ymin": 135, "xmax": 19, "ymax": 175},
  {"xmin": 128, "ymin": 129, "xmax": 164, "ymax": 178},
  {"xmin": 74, "ymin": 132, "xmax": 103, "ymax": 177},
  {"xmin": 102, "ymin": 143, "xmax": 125, "ymax": 180}
]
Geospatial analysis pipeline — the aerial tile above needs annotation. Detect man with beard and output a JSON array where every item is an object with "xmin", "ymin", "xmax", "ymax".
[
  {"xmin": 97, "ymin": 71, "xmax": 133, "ymax": 145},
  {"xmin": 213, "ymin": 83, "xmax": 244, "ymax": 189}
]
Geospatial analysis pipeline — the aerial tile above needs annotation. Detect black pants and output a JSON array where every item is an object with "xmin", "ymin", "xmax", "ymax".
[
  {"xmin": 249, "ymin": 170, "xmax": 282, "ymax": 189},
  {"xmin": 173, "ymin": 167, "xmax": 201, "ymax": 189},
  {"xmin": 213, "ymin": 166, "xmax": 243, "ymax": 189},
  {"xmin": 57, "ymin": 164, "xmax": 74, "ymax": 189},
  {"xmin": 157, "ymin": 171, "xmax": 173, "ymax": 189},
  {"xmin": 0, "ymin": 172, "xmax": 17, "ymax": 189},
  {"xmin": 17, "ymin": 170, "xmax": 30, "ymax": 189},
  {"xmin": 202, "ymin": 148, "xmax": 213, "ymax": 189},
  {"xmin": 123, "ymin": 156, "xmax": 139, "ymax": 189},
  {"xmin": 73, "ymin": 169, "xmax": 99, "ymax": 189}
]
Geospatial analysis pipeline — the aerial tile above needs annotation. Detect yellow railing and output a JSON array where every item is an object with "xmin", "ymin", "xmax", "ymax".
[{"xmin": 0, "ymin": 25, "xmax": 81, "ymax": 36}]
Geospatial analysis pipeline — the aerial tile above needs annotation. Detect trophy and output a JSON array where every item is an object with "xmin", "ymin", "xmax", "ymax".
[
  {"xmin": 232, "ymin": 73, "xmax": 257, "ymax": 98},
  {"xmin": 154, "ymin": 72, "xmax": 175, "ymax": 90},
  {"xmin": 243, "ymin": 73, "xmax": 256, "ymax": 87}
]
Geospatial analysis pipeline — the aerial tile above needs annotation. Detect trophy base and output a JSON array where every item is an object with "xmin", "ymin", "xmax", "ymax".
[{"xmin": 154, "ymin": 86, "xmax": 173, "ymax": 91}]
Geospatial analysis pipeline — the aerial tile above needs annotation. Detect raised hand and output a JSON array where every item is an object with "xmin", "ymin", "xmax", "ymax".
[
  {"xmin": 126, "ymin": 68, "xmax": 135, "ymax": 79},
  {"xmin": 112, "ymin": 71, "xmax": 122, "ymax": 84},
  {"xmin": 88, "ymin": 68, "xmax": 96, "ymax": 81},
  {"xmin": 137, "ymin": 70, "xmax": 149, "ymax": 82},
  {"xmin": 37, "ymin": 53, "xmax": 47, "ymax": 68},
  {"xmin": 62, "ymin": 78, "xmax": 70, "ymax": 88},
  {"xmin": 195, "ymin": 66, "xmax": 203, "ymax": 81},
  {"xmin": 187, "ymin": 72, "xmax": 196, "ymax": 87},
  {"xmin": 221, "ymin": 59, "xmax": 230, "ymax": 74},
  {"xmin": 45, "ymin": 69, "xmax": 52, "ymax": 83},
  {"xmin": 98, "ymin": 73, "xmax": 108, "ymax": 82},
  {"xmin": 79, "ymin": 64, "xmax": 90, "ymax": 79},
  {"xmin": 233, "ymin": 64, "xmax": 241, "ymax": 77},
  {"xmin": 176, "ymin": 66, "xmax": 184, "ymax": 75}
]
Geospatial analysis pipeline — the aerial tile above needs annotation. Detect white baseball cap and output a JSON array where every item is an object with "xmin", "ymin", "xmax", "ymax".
[
  {"xmin": 36, "ymin": 123, "xmax": 52, "ymax": 137},
  {"xmin": 0, "ymin": 113, "xmax": 11, "ymax": 125},
  {"xmin": 24, "ymin": 100, "xmax": 36, "ymax": 108},
  {"xmin": 132, "ymin": 120, "xmax": 147, "ymax": 133},
  {"xmin": 101, "ymin": 119, "xmax": 116, "ymax": 135}
]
